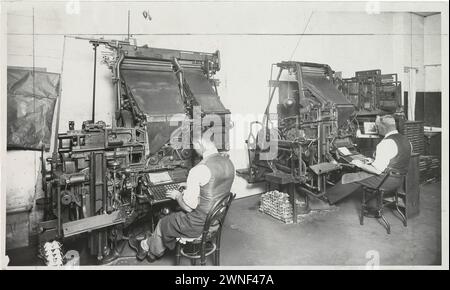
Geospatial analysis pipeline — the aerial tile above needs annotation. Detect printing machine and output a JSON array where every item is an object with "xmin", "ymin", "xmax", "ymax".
[
  {"xmin": 340, "ymin": 69, "xmax": 405, "ymax": 156},
  {"xmin": 341, "ymin": 69, "xmax": 402, "ymax": 114},
  {"xmin": 239, "ymin": 61, "xmax": 357, "ymax": 201},
  {"xmin": 37, "ymin": 38, "xmax": 231, "ymax": 263},
  {"xmin": 238, "ymin": 63, "xmax": 408, "ymax": 215}
]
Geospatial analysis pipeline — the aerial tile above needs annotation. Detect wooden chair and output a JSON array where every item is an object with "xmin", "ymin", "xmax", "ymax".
[
  {"xmin": 360, "ymin": 169, "xmax": 407, "ymax": 234},
  {"xmin": 175, "ymin": 192, "xmax": 235, "ymax": 266}
]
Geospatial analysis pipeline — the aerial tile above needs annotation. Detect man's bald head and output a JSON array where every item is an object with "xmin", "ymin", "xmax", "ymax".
[
  {"xmin": 192, "ymin": 129, "xmax": 217, "ymax": 156},
  {"xmin": 375, "ymin": 115, "xmax": 397, "ymax": 136}
]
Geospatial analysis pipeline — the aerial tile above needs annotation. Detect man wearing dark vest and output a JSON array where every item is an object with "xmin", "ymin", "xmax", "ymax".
[
  {"xmin": 129, "ymin": 133, "xmax": 235, "ymax": 261},
  {"xmin": 327, "ymin": 115, "xmax": 412, "ymax": 204}
]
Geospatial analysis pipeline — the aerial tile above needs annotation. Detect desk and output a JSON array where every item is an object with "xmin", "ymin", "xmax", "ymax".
[
  {"xmin": 384, "ymin": 153, "xmax": 420, "ymax": 218},
  {"xmin": 424, "ymin": 131, "xmax": 441, "ymax": 157},
  {"xmin": 403, "ymin": 153, "xmax": 420, "ymax": 218}
]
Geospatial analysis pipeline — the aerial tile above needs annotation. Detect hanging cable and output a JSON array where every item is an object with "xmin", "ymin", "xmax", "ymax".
[{"xmin": 289, "ymin": 11, "xmax": 314, "ymax": 61}]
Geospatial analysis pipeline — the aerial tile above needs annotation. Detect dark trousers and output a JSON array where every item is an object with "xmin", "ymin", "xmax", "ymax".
[
  {"xmin": 326, "ymin": 174, "xmax": 402, "ymax": 204},
  {"xmin": 326, "ymin": 180, "xmax": 363, "ymax": 204}
]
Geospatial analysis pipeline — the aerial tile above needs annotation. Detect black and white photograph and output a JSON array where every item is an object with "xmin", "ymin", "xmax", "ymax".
[{"xmin": 0, "ymin": 0, "xmax": 448, "ymax": 271}]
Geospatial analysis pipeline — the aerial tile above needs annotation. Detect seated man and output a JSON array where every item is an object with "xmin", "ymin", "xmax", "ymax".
[
  {"xmin": 129, "ymin": 133, "xmax": 235, "ymax": 261},
  {"xmin": 327, "ymin": 115, "xmax": 412, "ymax": 204}
]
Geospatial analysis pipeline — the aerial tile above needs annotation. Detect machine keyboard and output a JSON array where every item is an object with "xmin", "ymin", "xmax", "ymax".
[
  {"xmin": 148, "ymin": 182, "xmax": 184, "ymax": 201},
  {"xmin": 341, "ymin": 153, "xmax": 370, "ymax": 164},
  {"xmin": 350, "ymin": 154, "xmax": 368, "ymax": 162}
]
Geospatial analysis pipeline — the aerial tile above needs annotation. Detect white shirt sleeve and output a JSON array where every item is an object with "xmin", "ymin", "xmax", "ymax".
[
  {"xmin": 371, "ymin": 139, "xmax": 398, "ymax": 172},
  {"xmin": 182, "ymin": 164, "xmax": 211, "ymax": 209}
]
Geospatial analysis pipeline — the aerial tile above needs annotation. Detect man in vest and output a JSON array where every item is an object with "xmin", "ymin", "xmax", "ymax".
[
  {"xmin": 128, "ymin": 133, "xmax": 235, "ymax": 261},
  {"xmin": 327, "ymin": 115, "xmax": 412, "ymax": 204}
]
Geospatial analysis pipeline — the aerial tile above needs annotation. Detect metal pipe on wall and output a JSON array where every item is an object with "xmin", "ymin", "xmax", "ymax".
[
  {"xmin": 91, "ymin": 43, "xmax": 99, "ymax": 123},
  {"xmin": 115, "ymin": 53, "xmax": 124, "ymax": 118},
  {"xmin": 317, "ymin": 109, "xmax": 322, "ymax": 192},
  {"xmin": 57, "ymin": 185, "xmax": 62, "ymax": 237}
]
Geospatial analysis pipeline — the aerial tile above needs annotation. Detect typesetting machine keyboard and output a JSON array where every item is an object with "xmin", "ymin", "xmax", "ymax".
[{"xmin": 148, "ymin": 182, "xmax": 185, "ymax": 201}]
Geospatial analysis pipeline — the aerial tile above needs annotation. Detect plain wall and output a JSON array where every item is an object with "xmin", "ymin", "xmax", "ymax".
[
  {"xmin": 3, "ymin": 1, "xmax": 445, "ymax": 239},
  {"xmin": 424, "ymin": 14, "xmax": 441, "ymax": 92}
]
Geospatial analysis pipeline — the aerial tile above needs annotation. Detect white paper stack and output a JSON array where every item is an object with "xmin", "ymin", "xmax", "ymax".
[{"xmin": 259, "ymin": 190, "xmax": 294, "ymax": 224}]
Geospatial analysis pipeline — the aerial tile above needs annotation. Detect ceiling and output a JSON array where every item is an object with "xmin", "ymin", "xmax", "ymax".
[{"xmin": 412, "ymin": 12, "xmax": 441, "ymax": 17}]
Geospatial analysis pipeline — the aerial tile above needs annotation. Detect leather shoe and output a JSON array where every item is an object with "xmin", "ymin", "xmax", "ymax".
[
  {"xmin": 128, "ymin": 237, "xmax": 148, "ymax": 261},
  {"xmin": 147, "ymin": 253, "xmax": 156, "ymax": 263},
  {"xmin": 100, "ymin": 240, "xmax": 127, "ymax": 264},
  {"xmin": 100, "ymin": 249, "xmax": 121, "ymax": 265}
]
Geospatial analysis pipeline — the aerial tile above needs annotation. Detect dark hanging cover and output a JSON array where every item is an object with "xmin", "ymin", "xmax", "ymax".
[{"xmin": 7, "ymin": 68, "xmax": 60, "ymax": 151}]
